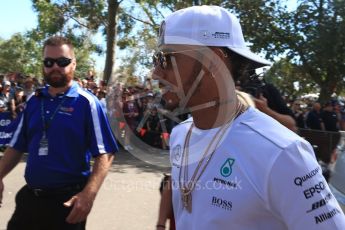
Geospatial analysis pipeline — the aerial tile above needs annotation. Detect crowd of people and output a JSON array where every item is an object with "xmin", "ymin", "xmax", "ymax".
[
  {"xmin": 0, "ymin": 71, "xmax": 176, "ymax": 152},
  {"xmin": 292, "ymin": 99, "xmax": 344, "ymax": 132},
  {"xmin": 0, "ymin": 72, "xmax": 106, "ymax": 118},
  {"xmin": 105, "ymin": 79, "xmax": 345, "ymax": 157},
  {"xmin": 0, "ymin": 70, "xmax": 344, "ymax": 152}
]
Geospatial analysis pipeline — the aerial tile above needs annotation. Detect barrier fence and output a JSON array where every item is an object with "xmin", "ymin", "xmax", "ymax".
[
  {"xmin": 0, "ymin": 112, "xmax": 22, "ymax": 147},
  {"xmin": 0, "ymin": 113, "xmax": 342, "ymax": 163},
  {"xmin": 298, "ymin": 128, "xmax": 342, "ymax": 164}
]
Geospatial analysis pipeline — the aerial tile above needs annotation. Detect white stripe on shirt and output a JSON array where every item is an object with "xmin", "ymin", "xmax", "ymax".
[{"xmin": 78, "ymin": 88, "xmax": 106, "ymax": 153}]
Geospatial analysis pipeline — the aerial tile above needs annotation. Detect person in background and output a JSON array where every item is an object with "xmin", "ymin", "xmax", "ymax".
[
  {"xmin": 0, "ymin": 36, "xmax": 118, "ymax": 230},
  {"xmin": 338, "ymin": 104, "xmax": 345, "ymax": 131},
  {"xmin": 306, "ymin": 102, "xmax": 324, "ymax": 130},
  {"xmin": 321, "ymin": 101, "xmax": 339, "ymax": 132},
  {"xmin": 291, "ymin": 100, "xmax": 306, "ymax": 129},
  {"xmin": 122, "ymin": 89, "xmax": 139, "ymax": 151},
  {"xmin": 13, "ymin": 87, "xmax": 26, "ymax": 118},
  {"xmin": 238, "ymin": 71, "xmax": 297, "ymax": 132},
  {"xmin": 253, "ymin": 83, "xmax": 297, "ymax": 132},
  {"xmin": 143, "ymin": 107, "xmax": 162, "ymax": 147},
  {"xmin": 0, "ymin": 80, "xmax": 15, "ymax": 118},
  {"xmin": 81, "ymin": 79, "xmax": 88, "ymax": 89},
  {"xmin": 23, "ymin": 77, "xmax": 36, "ymax": 98},
  {"xmin": 97, "ymin": 90, "xmax": 107, "ymax": 113},
  {"xmin": 86, "ymin": 69, "xmax": 95, "ymax": 82}
]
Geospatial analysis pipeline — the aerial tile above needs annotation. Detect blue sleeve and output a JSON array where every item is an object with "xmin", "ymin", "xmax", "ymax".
[
  {"xmin": 9, "ymin": 111, "xmax": 28, "ymax": 153},
  {"xmin": 88, "ymin": 97, "xmax": 118, "ymax": 157}
]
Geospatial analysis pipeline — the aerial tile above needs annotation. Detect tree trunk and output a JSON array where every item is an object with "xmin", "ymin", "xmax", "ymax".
[
  {"xmin": 318, "ymin": 81, "xmax": 335, "ymax": 104},
  {"xmin": 103, "ymin": 0, "xmax": 120, "ymax": 84},
  {"xmin": 193, "ymin": 0, "xmax": 200, "ymax": 5}
]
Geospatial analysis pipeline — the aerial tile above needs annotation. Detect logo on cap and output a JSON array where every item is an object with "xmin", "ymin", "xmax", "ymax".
[
  {"xmin": 200, "ymin": 30, "xmax": 210, "ymax": 39},
  {"xmin": 212, "ymin": 32, "xmax": 230, "ymax": 40}
]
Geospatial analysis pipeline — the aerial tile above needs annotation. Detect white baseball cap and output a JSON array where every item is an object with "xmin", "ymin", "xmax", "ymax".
[
  {"xmin": 3, "ymin": 80, "xmax": 11, "ymax": 86},
  {"xmin": 158, "ymin": 5, "xmax": 271, "ymax": 68}
]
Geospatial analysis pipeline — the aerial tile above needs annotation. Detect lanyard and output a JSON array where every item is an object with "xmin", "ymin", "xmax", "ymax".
[{"xmin": 40, "ymin": 96, "xmax": 67, "ymax": 132}]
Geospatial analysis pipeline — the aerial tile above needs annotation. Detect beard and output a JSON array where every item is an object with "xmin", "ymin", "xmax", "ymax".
[{"xmin": 44, "ymin": 70, "xmax": 72, "ymax": 88}]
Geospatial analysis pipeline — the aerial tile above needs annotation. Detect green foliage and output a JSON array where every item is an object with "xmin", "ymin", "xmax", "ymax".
[
  {"xmin": 285, "ymin": 0, "xmax": 345, "ymax": 102},
  {"xmin": 33, "ymin": 0, "xmax": 107, "ymax": 36},
  {"xmin": 0, "ymin": 31, "xmax": 96, "ymax": 80},
  {"xmin": 33, "ymin": 0, "xmax": 66, "ymax": 35},
  {"xmin": 223, "ymin": 0, "xmax": 344, "ymax": 102},
  {"xmin": 1, "ymin": 0, "xmax": 343, "ymax": 102},
  {"xmin": 0, "ymin": 33, "xmax": 41, "ymax": 77},
  {"xmin": 30, "ymin": 0, "xmax": 106, "ymax": 79},
  {"xmin": 264, "ymin": 59, "xmax": 318, "ymax": 100}
]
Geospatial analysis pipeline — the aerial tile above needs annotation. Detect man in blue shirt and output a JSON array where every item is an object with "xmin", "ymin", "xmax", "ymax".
[{"xmin": 0, "ymin": 36, "xmax": 118, "ymax": 230}]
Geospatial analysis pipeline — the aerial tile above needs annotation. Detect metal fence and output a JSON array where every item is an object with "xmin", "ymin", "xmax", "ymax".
[{"xmin": 298, "ymin": 128, "xmax": 341, "ymax": 164}]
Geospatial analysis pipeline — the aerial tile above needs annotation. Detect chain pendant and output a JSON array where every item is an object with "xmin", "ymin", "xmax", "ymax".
[
  {"xmin": 186, "ymin": 193, "xmax": 192, "ymax": 213},
  {"xmin": 181, "ymin": 188, "xmax": 192, "ymax": 213}
]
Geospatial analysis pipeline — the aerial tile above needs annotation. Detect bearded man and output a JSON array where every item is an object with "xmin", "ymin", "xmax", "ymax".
[{"xmin": 0, "ymin": 36, "xmax": 118, "ymax": 230}]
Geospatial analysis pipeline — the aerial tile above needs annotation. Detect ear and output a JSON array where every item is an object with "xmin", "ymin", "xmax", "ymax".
[
  {"xmin": 203, "ymin": 48, "xmax": 237, "ymax": 102},
  {"xmin": 206, "ymin": 48, "xmax": 229, "ymax": 76},
  {"xmin": 72, "ymin": 59, "xmax": 77, "ymax": 71}
]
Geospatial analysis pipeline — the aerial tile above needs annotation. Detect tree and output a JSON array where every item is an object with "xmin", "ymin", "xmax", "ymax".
[
  {"xmin": 32, "ymin": 0, "xmax": 107, "ymax": 79},
  {"xmin": 103, "ymin": 0, "xmax": 121, "ymax": 84},
  {"xmin": 264, "ymin": 59, "xmax": 318, "ymax": 100},
  {"xmin": 0, "ymin": 33, "xmax": 41, "ymax": 76},
  {"xmin": 28, "ymin": 0, "xmax": 344, "ymax": 102},
  {"xmin": 120, "ymin": 0, "xmax": 345, "ymax": 102},
  {"xmin": 223, "ymin": 0, "xmax": 345, "ymax": 102},
  {"xmin": 284, "ymin": 0, "xmax": 345, "ymax": 102}
]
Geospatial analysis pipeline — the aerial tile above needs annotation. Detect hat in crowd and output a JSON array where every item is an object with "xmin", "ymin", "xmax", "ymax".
[
  {"xmin": 158, "ymin": 5, "xmax": 271, "ymax": 68},
  {"xmin": 3, "ymin": 80, "xmax": 11, "ymax": 86}
]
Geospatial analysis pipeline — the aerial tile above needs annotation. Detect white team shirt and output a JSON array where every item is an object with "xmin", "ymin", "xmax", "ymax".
[{"xmin": 170, "ymin": 107, "xmax": 345, "ymax": 230}]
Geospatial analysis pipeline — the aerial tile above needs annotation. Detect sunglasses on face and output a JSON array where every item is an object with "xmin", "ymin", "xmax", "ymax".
[
  {"xmin": 152, "ymin": 48, "xmax": 207, "ymax": 69},
  {"xmin": 43, "ymin": 57, "xmax": 72, "ymax": 68},
  {"xmin": 153, "ymin": 51, "xmax": 168, "ymax": 69}
]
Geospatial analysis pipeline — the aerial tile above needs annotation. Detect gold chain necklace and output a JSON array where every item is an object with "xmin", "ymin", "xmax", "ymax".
[{"xmin": 178, "ymin": 101, "xmax": 246, "ymax": 213}]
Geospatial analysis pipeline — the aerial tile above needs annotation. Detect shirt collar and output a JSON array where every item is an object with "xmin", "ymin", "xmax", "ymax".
[{"xmin": 42, "ymin": 81, "xmax": 79, "ymax": 98}]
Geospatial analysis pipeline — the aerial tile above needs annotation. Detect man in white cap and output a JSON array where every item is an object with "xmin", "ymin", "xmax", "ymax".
[{"xmin": 153, "ymin": 5, "xmax": 345, "ymax": 230}]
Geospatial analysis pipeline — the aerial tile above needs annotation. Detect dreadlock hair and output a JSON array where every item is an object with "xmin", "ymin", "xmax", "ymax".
[{"xmin": 222, "ymin": 48, "xmax": 253, "ymax": 82}]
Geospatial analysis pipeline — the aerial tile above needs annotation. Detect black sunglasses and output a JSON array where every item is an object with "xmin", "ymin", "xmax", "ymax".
[
  {"xmin": 153, "ymin": 51, "xmax": 168, "ymax": 69},
  {"xmin": 152, "ymin": 48, "xmax": 207, "ymax": 69},
  {"xmin": 43, "ymin": 57, "xmax": 72, "ymax": 68}
]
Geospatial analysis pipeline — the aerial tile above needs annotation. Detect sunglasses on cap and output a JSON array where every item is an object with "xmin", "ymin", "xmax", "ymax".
[
  {"xmin": 152, "ymin": 48, "xmax": 207, "ymax": 69},
  {"xmin": 43, "ymin": 57, "xmax": 72, "ymax": 68}
]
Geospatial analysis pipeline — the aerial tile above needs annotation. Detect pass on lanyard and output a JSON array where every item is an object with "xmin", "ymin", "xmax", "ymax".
[{"xmin": 38, "ymin": 96, "xmax": 66, "ymax": 156}]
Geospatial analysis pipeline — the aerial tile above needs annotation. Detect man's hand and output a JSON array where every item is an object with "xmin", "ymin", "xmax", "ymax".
[
  {"xmin": 63, "ymin": 191, "xmax": 94, "ymax": 224},
  {"xmin": 0, "ymin": 179, "xmax": 4, "ymax": 208},
  {"xmin": 64, "ymin": 154, "xmax": 114, "ymax": 224},
  {"xmin": 0, "ymin": 147, "xmax": 25, "ymax": 208},
  {"xmin": 253, "ymin": 94, "xmax": 297, "ymax": 132}
]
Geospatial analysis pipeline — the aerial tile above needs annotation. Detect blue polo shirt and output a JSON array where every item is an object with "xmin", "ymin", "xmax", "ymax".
[{"xmin": 10, "ymin": 81, "xmax": 118, "ymax": 188}]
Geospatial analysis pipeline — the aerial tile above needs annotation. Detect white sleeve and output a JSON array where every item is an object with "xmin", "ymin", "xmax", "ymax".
[{"xmin": 268, "ymin": 140, "xmax": 345, "ymax": 229}]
